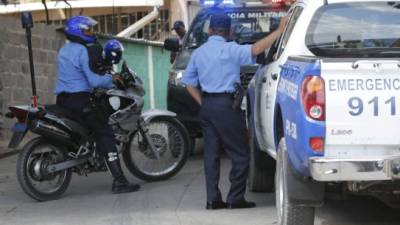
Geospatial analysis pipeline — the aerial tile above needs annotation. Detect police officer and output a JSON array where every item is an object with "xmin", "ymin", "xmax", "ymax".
[
  {"xmin": 182, "ymin": 12, "xmax": 287, "ymax": 209},
  {"xmin": 85, "ymin": 38, "xmax": 124, "ymax": 75},
  {"xmin": 172, "ymin": 20, "xmax": 186, "ymax": 39},
  {"xmin": 170, "ymin": 20, "xmax": 187, "ymax": 64},
  {"xmin": 103, "ymin": 39, "xmax": 124, "ymax": 68},
  {"xmin": 55, "ymin": 16, "xmax": 140, "ymax": 194}
]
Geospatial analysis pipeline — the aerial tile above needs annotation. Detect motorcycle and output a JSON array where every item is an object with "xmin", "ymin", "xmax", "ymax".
[{"xmin": 6, "ymin": 62, "xmax": 190, "ymax": 201}]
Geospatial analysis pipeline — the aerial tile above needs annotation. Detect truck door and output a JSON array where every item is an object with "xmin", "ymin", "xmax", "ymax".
[{"xmin": 259, "ymin": 6, "xmax": 304, "ymax": 154}]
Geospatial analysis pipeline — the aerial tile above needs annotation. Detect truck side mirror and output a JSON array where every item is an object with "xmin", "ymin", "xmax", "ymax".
[{"xmin": 164, "ymin": 38, "xmax": 180, "ymax": 52}]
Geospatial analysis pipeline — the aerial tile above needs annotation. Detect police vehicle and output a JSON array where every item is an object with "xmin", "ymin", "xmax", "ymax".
[
  {"xmin": 164, "ymin": 0, "xmax": 287, "ymax": 150},
  {"xmin": 246, "ymin": 0, "xmax": 400, "ymax": 224}
]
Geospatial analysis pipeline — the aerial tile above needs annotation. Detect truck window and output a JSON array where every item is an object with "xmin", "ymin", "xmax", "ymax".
[
  {"xmin": 306, "ymin": 2, "xmax": 400, "ymax": 58},
  {"xmin": 276, "ymin": 6, "xmax": 303, "ymax": 58},
  {"xmin": 185, "ymin": 9, "xmax": 286, "ymax": 49}
]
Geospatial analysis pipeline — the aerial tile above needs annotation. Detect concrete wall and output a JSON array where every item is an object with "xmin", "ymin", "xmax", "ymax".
[{"xmin": 0, "ymin": 18, "xmax": 64, "ymax": 146}]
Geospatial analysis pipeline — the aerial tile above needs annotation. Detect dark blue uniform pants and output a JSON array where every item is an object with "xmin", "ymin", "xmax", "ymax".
[
  {"xmin": 56, "ymin": 92, "xmax": 117, "ymax": 158},
  {"xmin": 200, "ymin": 94, "xmax": 250, "ymax": 204}
]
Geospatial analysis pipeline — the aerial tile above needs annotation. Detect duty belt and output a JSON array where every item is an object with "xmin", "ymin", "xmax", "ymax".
[{"xmin": 202, "ymin": 92, "xmax": 234, "ymax": 97}]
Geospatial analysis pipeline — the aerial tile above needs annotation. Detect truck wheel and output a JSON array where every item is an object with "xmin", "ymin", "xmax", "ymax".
[
  {"xmin": 276, "ymin": 137, "xmax": 315, "ymax": 225},
  {"xmin": 248, "ymin": 130, "xmax": 275, "ymax": 192}
]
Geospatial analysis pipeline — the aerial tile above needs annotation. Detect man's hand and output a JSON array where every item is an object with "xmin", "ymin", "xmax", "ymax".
[
  {"xmin": 113, "ymin": 74, "xmax": 126, "ymax": 90},
  {"xmin": 186, "ymin": 85, "xmax": 202, "ymax": 105},
  {"xmin": 277, "ymin": 16, "xmax": 289, "ymax": 33},
  {"xmin": 251, "ymin": 16, "xmax": 289, "ymax": 56}
]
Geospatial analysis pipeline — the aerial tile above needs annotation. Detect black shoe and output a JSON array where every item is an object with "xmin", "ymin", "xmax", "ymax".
[
  {"xmin": 112, "ymin": 179, "xmax": 140, "ymax": 194},
  {"xmin": 105, "ymin": 154, "xmax": 140, "ymax": 194},
  {"xmin": 227, "ymin": 200, "xmax": 256, "ymax": 209},
  {"xmin": 206, "ymin": 201, "xmax": 227, "ymax": 210}
]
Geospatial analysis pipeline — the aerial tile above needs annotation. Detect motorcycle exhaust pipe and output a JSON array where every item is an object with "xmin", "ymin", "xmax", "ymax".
[{"xmin": 31, "ymin": 120, "xmax": 77, "ymax": 147}]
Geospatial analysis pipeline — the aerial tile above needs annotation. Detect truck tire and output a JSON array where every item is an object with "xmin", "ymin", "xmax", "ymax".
[
  {"xmin": 276, "ymin": 137, "xmax": 315, "ymax": 225},
  {"xmin": 248, "ymin": 130, "xmax": 275, "ymax": 192}
]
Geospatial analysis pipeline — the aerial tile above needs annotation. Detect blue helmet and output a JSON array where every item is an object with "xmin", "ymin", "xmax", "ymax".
[
  {"xmin": 65, "ymin": 16, "xmax": 97, "ymax": 43},
  {"xmin": 104, "ymin": 39, "xmax": 124, "ymax": 64}
]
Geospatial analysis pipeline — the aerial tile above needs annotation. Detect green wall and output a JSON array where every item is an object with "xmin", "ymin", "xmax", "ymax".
[
  {"xmin": 98, "ymin": 35, "xmax": 170, "ymax": 109},
  {"xmin": 152, "ymin": 46, "xmax": 171, "ymax": 109}
]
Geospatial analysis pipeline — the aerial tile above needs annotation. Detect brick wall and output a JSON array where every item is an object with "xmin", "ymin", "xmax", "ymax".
[{"xmin": 0, "ymin": 18, "xmax": 65, "ymax": 151}]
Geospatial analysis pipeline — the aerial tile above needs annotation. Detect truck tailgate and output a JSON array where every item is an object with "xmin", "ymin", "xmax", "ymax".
[{"xmin": 322, "ymin": 61, "xmax": 400, "ymax": 147}]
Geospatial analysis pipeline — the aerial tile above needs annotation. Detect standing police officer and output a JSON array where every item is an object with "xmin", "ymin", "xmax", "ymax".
[
  {"xmin": 55, "ymin": 16, "xmax": 140, "ymax": 194},
  {"xmin": 182, "ymin": 12, "xmax": 287, "ymax": 209},
  {"xmin": 170, "ymin": 20, "xmax": 187, "ymax": 64}
]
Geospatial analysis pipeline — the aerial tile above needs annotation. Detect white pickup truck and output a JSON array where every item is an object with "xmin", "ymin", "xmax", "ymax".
[{"xmin": 246, "ymin": 0, "xmax": 400, "ymax": 224}]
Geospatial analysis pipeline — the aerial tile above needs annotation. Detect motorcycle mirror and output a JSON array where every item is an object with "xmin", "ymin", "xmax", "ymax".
[
  {"xmin": 121, "ymin": 61, "xmax": 128, "ymax": 73},
  {"xmin": 164, "ymin": 38, "xmax": 180, "ymax": 52}
]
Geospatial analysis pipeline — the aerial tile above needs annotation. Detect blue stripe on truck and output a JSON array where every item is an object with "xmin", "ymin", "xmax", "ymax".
[{"xmin": 277, "ymin": 57, "xmax": 325, "ymax": 177}]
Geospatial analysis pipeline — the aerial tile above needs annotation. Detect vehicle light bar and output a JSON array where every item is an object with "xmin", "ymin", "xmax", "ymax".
[
  {"xmin": 200, "ymin": 0, "xmax": 235, "ymax": 6},
  {"xmin": 200, "ymin": 0, "xmax": 286, "ymax": 7},
  {"xmin": 260, "ymin": 0, "xmax": 285, "ymax": 3}
]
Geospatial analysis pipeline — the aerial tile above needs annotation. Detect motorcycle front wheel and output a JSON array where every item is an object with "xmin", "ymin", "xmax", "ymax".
[
  {"xmin": 16, "ymin": 137, "xmax": 72, "ymax": 201},
  {"xmin": 123, "ymin": 116, "xmax": 190, "ymax": 181}
]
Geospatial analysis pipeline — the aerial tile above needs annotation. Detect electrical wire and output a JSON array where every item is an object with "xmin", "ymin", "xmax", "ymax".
[{"xmin": 42, "ymin": 0, "xmax": 50, "ymax": 24}]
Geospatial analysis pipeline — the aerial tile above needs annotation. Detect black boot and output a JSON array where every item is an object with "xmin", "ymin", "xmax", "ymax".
[{"xmin": 106, "ymin": 152, "xmax": 140, "ymax": 194}]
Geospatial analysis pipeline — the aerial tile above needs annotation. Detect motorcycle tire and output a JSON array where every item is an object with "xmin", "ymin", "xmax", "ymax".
[
  {"xmin": 17, "ymin": 137, "xmax": 72, "ymax": 201},
  {"xmin": 123, "ymin": 116, "xmax": 190, "ymax": 181}
]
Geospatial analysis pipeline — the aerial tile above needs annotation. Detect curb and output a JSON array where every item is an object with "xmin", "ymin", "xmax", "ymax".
[
  {"xmin": 0, "ymin": 149, "xmax": 20, "ymax": 159},
  {"xmin": 0, "ymin": 135, "xmax": 35, "ymax": 160}
]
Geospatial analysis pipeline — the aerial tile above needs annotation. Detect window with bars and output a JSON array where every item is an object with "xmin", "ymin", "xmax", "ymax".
[
  {"xmin": 92, "ymin": 9, "xmax": 171, "ymax": 41},
  {"xmin": 35, "ymin": 9, "xmax": 171, "ymax": 41}
]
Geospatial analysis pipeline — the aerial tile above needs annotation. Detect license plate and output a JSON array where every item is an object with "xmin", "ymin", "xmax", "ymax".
[{"xmin": 8, "ymin": 123, "xmax": 27, "ymax": 148}]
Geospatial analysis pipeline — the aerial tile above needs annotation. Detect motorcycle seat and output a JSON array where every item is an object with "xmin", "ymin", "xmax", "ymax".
[{"xmin": 44, "ymin": 105, "xmax": 86, "ymax": 125}]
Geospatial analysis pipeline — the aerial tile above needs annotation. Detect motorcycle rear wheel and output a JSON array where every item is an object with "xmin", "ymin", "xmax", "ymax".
[
  {"xmin": 16, "ymin": 137, "xmax": 72, "ymax": 201},
  {"xmin": 123, "ymin": 116, "xmax": 190, "ymax": 181}
]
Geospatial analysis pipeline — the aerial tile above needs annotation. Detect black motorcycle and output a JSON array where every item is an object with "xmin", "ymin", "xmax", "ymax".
[{"xmin": 7, "ymin": 62, "xmax": 190, "ymax": 201}]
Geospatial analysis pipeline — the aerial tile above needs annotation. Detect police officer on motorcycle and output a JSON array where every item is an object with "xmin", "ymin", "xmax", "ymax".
[
  {"xmin": 54, "ymin": 16, "xmax": 140, "ymax": 194},
  {"xmin": 89, "ymin": 38, "xmax": 124, "ymax": 75},
  {"xmin": 103, "ymin": 39, "xmax": 124, "ymax": 67}
]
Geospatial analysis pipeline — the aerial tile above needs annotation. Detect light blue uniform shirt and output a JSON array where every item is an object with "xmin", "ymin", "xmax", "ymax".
[
  {"xmin": 182, "ymin": 35, "xmax": 255, "ymax": 93},
  {"xmin": 54, "ymin": 42, "xmax": 113, "ymax": 94}
]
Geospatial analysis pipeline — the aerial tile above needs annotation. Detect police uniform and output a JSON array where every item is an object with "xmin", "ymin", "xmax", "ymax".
[
  {"xmin": 182, "ymin": 13, "xmax": 255, "ymax": 208},
  {"xmin": 55, "ymin": 42, "xmax": 114, "ymax": 158},
  {"xmin": 55, "ymin": 39, "xmax": 139, "ymax": 194}
]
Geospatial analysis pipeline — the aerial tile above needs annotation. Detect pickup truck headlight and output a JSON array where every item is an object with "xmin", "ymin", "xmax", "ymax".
[{"xmin": 169, "ymin": 71, "xmax": 185, "ymax": 86}]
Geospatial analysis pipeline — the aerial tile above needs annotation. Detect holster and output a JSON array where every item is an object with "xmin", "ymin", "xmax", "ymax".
[{"xmin": 232, "ymin": 82, "xmax": 245, "ymax": 111}]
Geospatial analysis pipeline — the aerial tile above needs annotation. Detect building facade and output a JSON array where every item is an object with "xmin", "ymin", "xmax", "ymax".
[{"xmin": 0, "ymin": 0, "xmax": 192, "ymax": 41}]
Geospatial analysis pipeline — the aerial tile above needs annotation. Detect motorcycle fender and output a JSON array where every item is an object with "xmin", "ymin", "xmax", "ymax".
[{"xmin": 141, "ymin": 109, "xmax": 176, "ymax": 123}]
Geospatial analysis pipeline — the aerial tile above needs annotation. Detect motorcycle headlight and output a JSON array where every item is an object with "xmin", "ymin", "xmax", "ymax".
[
  {"xmin": 109, "ymin": 96, "xmax": 121, "ymax": 110},
  {"xmin": 169, "ymin": 71, "xmax": 185, "ymax": 86}
]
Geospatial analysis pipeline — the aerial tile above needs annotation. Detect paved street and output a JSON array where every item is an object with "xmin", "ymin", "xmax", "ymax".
[{"xmin": 0, "ymin": 142, "xmax": 400, "ymax": 225}]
